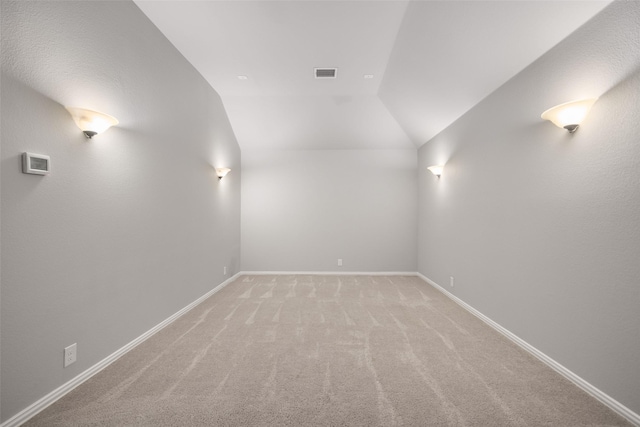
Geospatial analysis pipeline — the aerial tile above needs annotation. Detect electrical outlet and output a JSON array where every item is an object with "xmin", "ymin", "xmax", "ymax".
[
  {"xmin": 337, "ymin": 259, "xmax": 343, "ymax": 267},
  {"xmin": 224, "ymin": 266, "xmax": 227, "ymax": 275},
  {"xmin": 64, "ymin": 343, "xmax": 77, "ymax": 367},
  {"xmin": 450, "ymin": 276, "xmax": 454, "ymax": 288}
]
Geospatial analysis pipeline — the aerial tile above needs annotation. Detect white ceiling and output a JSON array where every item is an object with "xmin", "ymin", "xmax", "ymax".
[{"xmin": 134, "ymin": 0, "xmax": 611, "ymax": 150}]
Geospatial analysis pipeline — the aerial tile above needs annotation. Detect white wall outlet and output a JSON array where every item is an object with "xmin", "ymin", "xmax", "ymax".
[
  {"xmin": 337, "ymin": 259, "xmax": 343, "ymax": 267},
  {"xmin": 224, "ymin": 266, "xmax": 227, "ymax": 275},
  {"xmin": 64, "ymin": 343, "xmax": 77, "ymax": 367},
  {"xmin": 450, "ymin": 276, "xmax": 454, "ymax": 288}
]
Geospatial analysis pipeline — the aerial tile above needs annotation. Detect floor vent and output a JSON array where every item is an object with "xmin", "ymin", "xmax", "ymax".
[{"xmin": 315, "ymin": 68, "xmax": 337, "ymax": 78}]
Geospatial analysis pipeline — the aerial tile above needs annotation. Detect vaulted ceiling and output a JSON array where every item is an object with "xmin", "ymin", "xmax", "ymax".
[{"xmin": 134, "ymin": 0, "xmax": 611, "ymax": 150}]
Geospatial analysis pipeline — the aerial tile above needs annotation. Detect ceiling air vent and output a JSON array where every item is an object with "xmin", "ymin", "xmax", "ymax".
[{"xmin": 315, "ymin": 68, "xmax": 337, "ymax": 79}]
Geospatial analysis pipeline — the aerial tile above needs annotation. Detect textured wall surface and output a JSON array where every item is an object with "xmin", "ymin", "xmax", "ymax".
[
  {"xmin": 1, "ymin": 1, "xmax": 240, "ymax": 422},
  {"xmin": 418, "ymin": 1, "xmax": 640, "ymax": 415},
  {"xmin": 242, "ymin": 149, "xmax": 417, "ymax": 272}
]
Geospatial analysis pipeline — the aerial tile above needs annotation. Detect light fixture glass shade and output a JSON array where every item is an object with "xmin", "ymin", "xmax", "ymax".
[
  {"xmin": 215, "ymin": 167, "xmax": 231, "ymax": 179},
  {"xmin": 541, "ymin": 98, "xmax": 596, "ymax": 133},
  {"xmin": 428, "ymin": 165, "xmax": 444, "ymax": 177},
  {"xmin": 66, "ymin": 107, "xmax": 119, "ymax": 138}
]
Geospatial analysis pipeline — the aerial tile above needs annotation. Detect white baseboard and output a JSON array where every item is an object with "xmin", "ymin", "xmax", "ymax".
[
  {"xmin": 1, "ymin": 273, "xmax": 241, "ymax": 427},
  {"xmin": 240, "ymin": 271, "xmax": 418, "ymax": 276},
  {"xmin": 416, "ymin": 273, "xmax": 640, "ymax": 427},
  {"xmin": 6, "ymin": 271, "xmax": 637, "ymax": 427}
]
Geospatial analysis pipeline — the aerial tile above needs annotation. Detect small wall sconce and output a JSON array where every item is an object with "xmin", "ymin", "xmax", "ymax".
[
  {"xmin": 541, "ymin": 98, "xmax": 597, "ymax": 133},
  {"xmin": 66, "ymin": 107, "xmax": 119, "ymax": 138},
  {"xmin": 215, "ymin": 167, "xmax": 231, "ymax": 179},
  {"xmin": 428, "ymin": 165, "xmax": 444, "ymax": 178}
]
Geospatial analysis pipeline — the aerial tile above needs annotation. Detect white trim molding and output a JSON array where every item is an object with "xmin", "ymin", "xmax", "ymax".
[
  {"xmin": 1, "ymin": 273, "xmax": 241, "ymax": 427},
  {"xmin": 416, "ymin": 273, "xmax": 640, "ymax": 427},
  {"xmin": 4, "ymin": 271, "xmax": 637, "ymax": 427},
  {"xmin": 240, "ymin": 271, "xmax": 419, "ymax": 276}
]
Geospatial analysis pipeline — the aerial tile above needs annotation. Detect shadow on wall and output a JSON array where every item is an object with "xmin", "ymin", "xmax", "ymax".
[
  {"xmin": 600, "ymin": 63, "xmax": 640, "ymax": 103},
  {"xmin": 1, "ymin": 75, "xmax": 70, "ymax": 185}
]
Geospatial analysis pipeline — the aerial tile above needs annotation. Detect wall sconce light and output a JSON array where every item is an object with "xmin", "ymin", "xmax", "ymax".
[
  {"xmin": 215, "ymin": 167, "xmax": 231, "ymax": 180},
  {"xmin": 66, "ymin": 107, "xmax": 119, "ymax": 139},
  {"xmin": 541, "ymin": 98, "xmax": 597, "ymax": 133},
  {"xmin": 428, "ymin": 165, "xmax": 444, "ymax": 178}
]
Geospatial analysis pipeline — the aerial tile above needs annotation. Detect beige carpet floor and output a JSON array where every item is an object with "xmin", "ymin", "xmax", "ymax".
[{"xmin": 27, "ymin": 275, "xmax": 630, "ymax": 426}]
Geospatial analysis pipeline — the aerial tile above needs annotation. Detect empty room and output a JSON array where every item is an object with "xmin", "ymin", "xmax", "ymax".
[{"xmin": 1, "ymin": 0, "xmax": 639, "ymax": 426}]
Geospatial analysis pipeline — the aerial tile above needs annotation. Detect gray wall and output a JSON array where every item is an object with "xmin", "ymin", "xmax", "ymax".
[
  {"xmin": 1, "ymin": 1, "xmax": 241, "ymax": 422},
  {"xmin": 242, "ymin": 149, "xmax": 417, "ymax": 272},
  {"xmin": 418, "ymin": 1, "xmax": 640, "ymax": 414}
]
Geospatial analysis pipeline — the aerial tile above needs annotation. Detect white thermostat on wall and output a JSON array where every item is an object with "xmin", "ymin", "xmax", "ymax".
[{"xmin": 22, "ymin": 152, "xmax": 51, "ymax": 175}]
